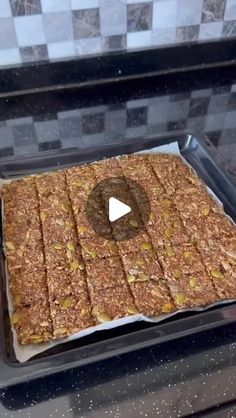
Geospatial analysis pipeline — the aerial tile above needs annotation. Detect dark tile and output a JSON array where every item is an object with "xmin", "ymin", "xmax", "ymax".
[
  {"xmin": 206, "ymin": 130, "xmax": 221, "ymax": 146},
  {"xmin": 176, "ymin": 25, "xmax": 200, "ymax": 42},
  {"xmin": 10, "ymin": 0, "xmax": 41, "ymax": 16},
  {"xmin": 127, "ymin": 2, "xmax": 152, "ymax": 32},
  {"xmin": 188, "ymin": 97, "xmax": 210, "ymax": 118},
  {"xmin": 72, "ymin": 9, "xmax": 100, "ymax": 39},
  {"xmin": 127, "ymin": 107, "xmax": 147, "ymax": 128},
  {"xmin": 187, "ymin": 116, "xmax": 206, "ymax": 137},
  {"xmin": 222, "ymin": 21, "xmax": 236, "ymax": 38},
  {"xmin": 227, "ymin": 93, "xmax": 236, "ymax": 111},
  {"xmin": 167, "ymin": 120, "xmax": 186, "ymax": 131},
  {"xmin": 103, "ymin": 35, "xmax": 126, "ymax": 51},
  {"xmin": 0, "ymin": 147, "xmax": 14, "ymax": 157},
  {"xmin": 20, "ymin": 45, "xmax": 48, "ymax": 63},
  {"xmin": 82, "ymin": 113, "xmax": 104, "ymax": 135},
  {"xmin": 202, "ymin": 0, "xmax": 227, "ymax": 23},
  {"xmin": 39, "ymin": 140, "xmax": 62, "ymax": 151},
  {"xmin": 12, "ymin": 124, "xmax": 36, "ymax": 146},
  {"xmin": 58, "ymin": 117, "xmax": 81, "ymax": 139}
]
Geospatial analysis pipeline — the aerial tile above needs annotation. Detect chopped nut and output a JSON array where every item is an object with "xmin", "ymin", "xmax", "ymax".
[
  {"xmin": 127, "ymin": 274, "xmax": 136, "ymax": 283},
  {"xmin": 67, "ymin": 241, "xmax": 75, "ymax": 251},
  {"xmin": 189, "ymin": 277, "xmax": 197, "ymax": 288},
  {"xmin": 127, "ymin": 306, "xmax": 139, "ymax": 315},
  {"xmin": 30, "ymin": 335, "xmax": 44, "ymax": 343},
  {"xmin": 202, "ymin": 207, "xmax": 211, "ymax": 216},
  {"xmin": 140, "ymin": 242, "xmax": 153, "ymax": 251},
  {"xmin": 52, "ymin": 243, "xmax": 64, "ymax": 250},
  {"xmin": 129, "ymin": 219, "xmax": 139, "ymax": 228},
  {"xmin": 70, "ymin": 260, "xmax": 79, "ymax": 271},
  {"xmin": 78, "ymin": 225, "xmax": 87, "ymax": 234},
  {"xmin": 164, "ymin": 228, "xmax": 172, "ymax": 238},
  {"xmin": 88, "ymin": 249, "xmax": 97, "ymax": 259},
  {"xmin": 78, "ymin": 262, "xmax": 86, "ymax": 271},
  {"xmin": 175, "ymin": 293, "xmax": 186, "ymax": 306},
  {"xmin": 61, "ymin": 201, "xmax": 70, "ymax": 212},
  {"xmin": 174, "ymin": 270, "xmax": 182, "ymax": 279},
  {"xmin": 162, "ymin": 302, "xmax": 175, "ymax": 313},
  {"xmin": 61, "ymin": 297, "xmax": 73, "ymax": 309},
  {"xmin": 166, "ymin": 245, "xmax": 174, "ymax": 257},
  {"xmin": 12, "ymin": 312, "xmax": 20, "ymax": 324},
  {"xmin": 40, "ymin": 211, "xmax": 47, "ymax": 221},
  {"xmin": 183, "ymin": 250, "xmax": 193, "ymax": 259},
  {"xmin": 211, "ymin": 270, "xmax": 224, "ymax": 279},
  {"xmin": 97, "ymin": 312, "xmax": 112, "ymax": 323},
  {"xmin": 5, "ymin": 241, "xmax": 15, "ymax": 251}
]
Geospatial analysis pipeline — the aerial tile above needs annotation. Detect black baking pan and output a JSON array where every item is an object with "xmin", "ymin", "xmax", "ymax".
[{"xmin": 0, "ymin": 133, "xmax": 235, "ymax": 388}]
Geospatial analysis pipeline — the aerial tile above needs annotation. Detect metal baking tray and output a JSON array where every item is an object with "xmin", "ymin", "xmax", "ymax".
[{"xmin": 0, "ymin": 133, "xmax": 236, "ymax": 388}]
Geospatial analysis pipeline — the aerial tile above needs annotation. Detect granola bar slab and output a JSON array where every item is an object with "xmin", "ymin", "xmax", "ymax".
[
  {"xmin": 130, "ymin": 280, "xmax": 175, "ymax": 316},
  {"xmin": 86, "ymin": 256, "xmax": 127, "ymax": 292},
  {"xmin": 11, "ymin": 299, "xmax": 53, "ymax": 345},
  {"xmin": 80, "ymin": 236, "xmax": 118, "ymax": 261},
  {"xmin": 198, "ymin": 238, "xmax": 236, "ymax": 299},
  {"xmin": 122, "ymin": 250, "xmax": 163, "ymax": 283},
  {"xmin": 9, "ymin": 267, "xmax": 48, "ymax": 308},
  {"xmin": 90, "ymin": 284, "xmax": 137, "ymax": 323}
]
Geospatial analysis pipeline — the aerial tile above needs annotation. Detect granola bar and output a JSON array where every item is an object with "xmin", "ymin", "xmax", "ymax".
[
  {"xmin": 80, "ymin": 236, "xmax": 118, "ymax": 261},
  {"xmin": 9, "ymin": 267, "xmax": 48, "ymax": 308},
  {"xmin": 86, "ymin": 256, "xmax": 127, "ymax": 292},
  {"xmin": 122, "ymin": 250, "xmax": 163, "ymax": 283}
]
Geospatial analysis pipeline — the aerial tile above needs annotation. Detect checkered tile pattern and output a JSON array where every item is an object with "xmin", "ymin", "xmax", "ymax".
[{"xmin": 0, "ymin": 0, "xmax": 236, "ymax": 67}]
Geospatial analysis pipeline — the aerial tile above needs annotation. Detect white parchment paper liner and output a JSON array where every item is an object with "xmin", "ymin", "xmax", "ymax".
[{"xmin": 1, "ymin": 141, "xmax": 235, "ymax": 363}]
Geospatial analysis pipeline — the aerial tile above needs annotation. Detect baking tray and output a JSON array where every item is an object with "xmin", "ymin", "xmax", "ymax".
[{"xmin": 0, "ymin": 133, "xmax": 236, "ymax": 388}]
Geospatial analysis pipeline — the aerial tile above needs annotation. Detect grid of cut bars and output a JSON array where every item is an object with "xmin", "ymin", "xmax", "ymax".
[
  {"xmin": 1, "ymin": 153, "xmax": 236, "ymax": 345},
  {"xmin": 0, "ymin": 0, "xmax": 236, "ymax": 67}
]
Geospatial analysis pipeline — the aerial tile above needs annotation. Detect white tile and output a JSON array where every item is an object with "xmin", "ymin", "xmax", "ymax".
[
  {"xmin": 75, "ymin": 37, "xmax": 102, "ymax": 55},
  {"xmin": 72, "ymin": 0, "xmax": 99, "ymax": 9},
  {"xmin": 127, "ymin": 0, "xmax": 152, "ymax": 3},
  {"xmin": 0, "ymin": 0, "xmax": 11, "ymax": 17},
  {"xmin": 127, "ymin": 30, "xmax": 152, "ymax": 48},
  {"xmin": 177, "ymin": 0, "xmax": 203, "ymax": 26},
  {"xmin": 224, "ymin": 0, "xmax": 236, "ymax": 20},
  {"xmin": 41, "ymin": 0, "xmax": 71, "ymax": 12},
  {"xmin": 0, "ymin": 48, "xmax": 21, "ymax": 67},
  {"xmin": 152, "ymin": 27, "xmax": 176, "ymax": 45},
  {"xmin": 153, "ymin": 0, "xmax": 178, "ymax": 29},
  {"xmin": 48, "ymin": 40, "xmax": 75, "ymax": 60},
  {"xmin": 199, "ymin": 22, "xmax": 223, "ymax": 40},
  {"xmin": 14, "ymin": 15, "xmax": 46, "ymax": 47},
  {"xmin": 100, "ymin": 0, "xmax": 127, "ymax": 36}
]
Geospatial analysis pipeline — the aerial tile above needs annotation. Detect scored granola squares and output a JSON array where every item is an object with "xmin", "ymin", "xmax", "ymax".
[
  {"xmin": 80, "ymin": 235, "xmax": 118, "ymax": 261},
  {"xmin": 50, "ymin": 294, "xmax": 93, "ymax": 338},
  {"xmin": 46, "ymin": 265, "xmax": 88, "ymax": 301},
  {"xmin": 86, "ymin": 256, "xmax": 127, "ymax": 292},
  {"xmin": 11, "ymin": 299, "xmax": 53, "ymax": 345},
  {"xmin": 9, "ymin": 267, "xmax": 48, "ymax": 308},
  {"xmin": 197, "ymin": 238, "xmax": 236, "ymax": 299},
  {"xmin": 130, "ymin": 280, "xmax": 175, "ymax": 316},
  {"xmin": 122, "ymin": 250, "xmax": 163, "ymax": 283},
  {"xmin": 117, "ymin": 231, "xmax": 153, "ymax": 256},
  {"xmin": 90, "ymin": 284, "xmax": 138, "ymax": 323}
]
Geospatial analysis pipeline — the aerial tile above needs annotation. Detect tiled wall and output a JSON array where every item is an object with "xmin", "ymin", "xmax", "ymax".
[{"xmin": 0, "ymin": 0, "xmax": 236, "ymax": 68}]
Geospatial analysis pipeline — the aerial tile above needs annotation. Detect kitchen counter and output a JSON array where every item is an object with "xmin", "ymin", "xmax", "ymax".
[{"xmin": 0, "ymin": 64, "xmax": 236, "ymax": 417}]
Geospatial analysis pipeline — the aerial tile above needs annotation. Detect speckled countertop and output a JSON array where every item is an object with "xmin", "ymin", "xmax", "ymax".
[{"xmin": 0, "ymin": 67, "xmax": 236, "ymax": 417}]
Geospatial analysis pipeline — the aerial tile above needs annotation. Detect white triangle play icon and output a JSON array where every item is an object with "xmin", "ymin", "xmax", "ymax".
[{"xmin": 109, "ymin": 197, "xmax": 131, "ymax": 222}]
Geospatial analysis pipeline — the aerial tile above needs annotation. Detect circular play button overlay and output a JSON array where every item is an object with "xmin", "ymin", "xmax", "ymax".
[{"xmin": 86, "ymin": 176, "xmax": 150, "ymax": 241}]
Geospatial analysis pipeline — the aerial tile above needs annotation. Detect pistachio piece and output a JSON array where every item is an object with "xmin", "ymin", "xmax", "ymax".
[
  {"xmin": 78, "ymin": 262, "xmax": 86, "ymax": 271},
  {"xmin": 73, "ymin": 180, "xmax": 83, "ymax": 187},
  {"xmin": 127, "ymin": 306, "xmax": 139, "ymax": 315},
  {"xmin": 164, "ymin": 228, "xmax": 172, "ymax": 238},
  {"xmin": 109, "ymin": 241, "xmax": 118, "ymax": 255},
  {"xmin": 88, "ymin": 249, "xmax": 97, "ymax": 259},
  {"xmin": 52, "ymin": 243, "xmax": 64, "ymax": 250},
  {"xmin": 54, "ymin": 327, "xmax": 67, "ymax": 336},
  {"xmin": 166, "ymin": 245, "xmax": 174, "ymax": 257},
  {"xmin": 127, "ymin": 274, "xmax": 136, "ymax": 283},
  {"xmin": 14, "ymin": 295, "xmax": 21, "ymax": 306},
  {"xmin": 140, "ymin": 242, "xmax": 153, "ymax": 251},
  {"xmin": 61, "ymin": 201, "xmax": 70, "ymax": 212},
  {"xmin": 202, "ymin": 207, "xmax": 211, "ymax": 216},
  {"xmin": 67, "ymin": 241, "xmax": 75, "ymax": 251},
  {"xmin": 97, "ymin": 312, "xmax": 112, "ymax": 323},
  {"xmin": 189, "ymin": 277, "xmax": 197, "ymax": 288},
  {"xmin": 183, "ymin": 250, "xmax": 193, "ymax": 259},
  {"xmin": 175, "ymin": 293, "xmax": 186, "ymax": 306},
  {"xmin": 162, "ymin": 302, "xmax": 175, "ymax": 313},
  {"xmin": 12, "ymin": 312, "xmax": 20, "ymax": 324},
  {"xmin": 211, "ymin": 270, "xmax": 224, "ymax": 279},
  {"xmin": 5, "ymin": 241, "xmax": 15, "ymax": 251},
  {"xmin": 61, "ymin": 297, "xmax": 73, "ymax": 309},
  {"xmin": 70, "ymin": 260, "xmax": 79, "ymax": 271},
  {"xmin": 129, "ymin": 219, "xmax": 139, "ymax": 228},
  {"xmin": 66, "ymin": 250, "xmax": 73, "ymax": 259},
  {"xmin": 78, "ymin": 225, "xmax": 87, "ymax": 234},
  {"xmin": 174, "ymin": 270, "xmax": 182, "ymax": 279},
  {"xmin": 30, "ymin": 335, "xmax": 44, "ymax": 343}
]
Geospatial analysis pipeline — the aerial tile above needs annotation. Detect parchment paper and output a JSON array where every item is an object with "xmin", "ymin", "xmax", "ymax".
[{"xmin": 2, "ymin": 141, "xmax": 235, "ymax": 363}]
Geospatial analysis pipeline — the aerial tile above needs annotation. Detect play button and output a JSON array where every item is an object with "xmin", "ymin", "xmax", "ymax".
[
  {"xmin": 86, "ymin": 176, "xmax": 150, "ymax": 241},
  {"xmin": 109, "ymin": 197, "xmax": 131, "ymax": 222}
]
